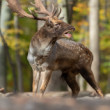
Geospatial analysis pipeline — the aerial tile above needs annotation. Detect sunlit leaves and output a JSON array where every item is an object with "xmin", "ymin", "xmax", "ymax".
[
  {"xmin": 72, "ymin": 0, "xmax": 110, "ymax": 93},
  {"xmin": 5, "ymin": 20, "xmax": 14, "ymax": 25},
  {"xmin": 100, "ymin": 9, "xmax": 106, "ymax": 21},
  {"xmin": 58, "ymin": 0, "xmax": 62, "ymax": 4},
  {"xmin": 5, "ymin": 29, "xmax": 23, "ymax": 35},
  {"xmin": 72, "ymin": 2, "xmax": 89, "ymax": 47},
  {"xmin": 1, "ymin": 20, "xmax": 29, "ymax": 56},
  {"xmin": 73, "ymin": 3, "xmax": 89, "ymax": 16}
]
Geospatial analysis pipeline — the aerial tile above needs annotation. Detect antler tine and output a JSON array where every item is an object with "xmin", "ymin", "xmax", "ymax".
[
  {"xmin": 51, "ymin": 5, "xmax": 61, "ymax": 17},
  {"xmin": 6, "ymin": 0, "xmax": 34, "ymax": 19},
  {"xmin": 56, "ymin": 8, "xmax": 62, "ymax": 17},
  {"xmin": 28, "ymin": 8, "xmax": 47, "ymax": 21},
  {"xmin": 52, "ymin": 7, "xmax": 59, "ymax": 17},
  {"xmin": 51, "ymin": 4, "xmax": 55, "ymax": 14},
  {"xmin": 34, "ymin": 0, "xmax": 51, "ymax": 16}
]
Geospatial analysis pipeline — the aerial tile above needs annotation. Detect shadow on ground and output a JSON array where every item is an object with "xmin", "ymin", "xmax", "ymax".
[{"xmin": 0, "ymin": 92, "xmax": 110, "ymax": 110}]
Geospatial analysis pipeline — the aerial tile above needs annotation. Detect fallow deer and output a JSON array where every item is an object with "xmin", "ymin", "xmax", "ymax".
[{"xmin": 6, "ymin": 0, "xmax": 103, "ymax": 97}]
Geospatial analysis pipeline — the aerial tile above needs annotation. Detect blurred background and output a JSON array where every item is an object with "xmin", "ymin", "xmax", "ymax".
[{"xmin": 0, "ymin": 0, "xmax": 110, "ymax": 94}]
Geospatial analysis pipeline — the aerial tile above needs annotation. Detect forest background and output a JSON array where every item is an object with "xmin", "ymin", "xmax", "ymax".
[{"xmin": 0, "ymin": 0, "xmax": 110, "ymax": 94}]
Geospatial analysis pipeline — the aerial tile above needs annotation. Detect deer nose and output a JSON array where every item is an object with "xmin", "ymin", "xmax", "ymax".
[
  {"xmin": 69, "ymin": 26, "xmax": 75, "ymax": 31},
  {"xmin": 71, "ymin": 26, "xmax": 75, "ymax": 31}
]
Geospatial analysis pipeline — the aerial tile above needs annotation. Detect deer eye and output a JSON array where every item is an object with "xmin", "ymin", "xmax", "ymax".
[
  {"xmin": 55, "ymin": 23, "xmax": 61, "ymax": 28},
  {"xmin": 55, "ymin": 23, "xmax": 60, "ymax": 26},
  {"xmin": 47, "ymin": 23, "xmax": 53, "ymax": 28}
]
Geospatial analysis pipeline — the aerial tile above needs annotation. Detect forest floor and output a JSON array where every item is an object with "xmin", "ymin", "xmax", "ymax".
[{"xmin": 0, "ymin": 91, "xmax": 110, "ymax": 110}]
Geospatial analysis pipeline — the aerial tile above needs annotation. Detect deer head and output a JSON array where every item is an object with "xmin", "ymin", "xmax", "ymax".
[{"xmin": 6, "ymin": 0, "xmax": 75, "ymax": 39}]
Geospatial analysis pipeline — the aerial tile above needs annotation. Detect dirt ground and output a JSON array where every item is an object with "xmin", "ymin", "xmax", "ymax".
[{"xmin": 0, "ymin": 92, "xmax": 110, "ymax": 110}]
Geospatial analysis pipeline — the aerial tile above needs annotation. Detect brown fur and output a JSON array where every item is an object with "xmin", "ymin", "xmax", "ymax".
[
  {"xmin": 27, "ymin": 17, "xmax": 103, "ymax": 97},
  {"xmin": 6, "ymin": 0, "xmax": 103, "ymax": 97}
]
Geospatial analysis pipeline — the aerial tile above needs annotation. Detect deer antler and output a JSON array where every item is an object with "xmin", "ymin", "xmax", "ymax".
[
  {"xmin": 33, "ymin": 0, "xmax": 62, "ymax": 17},
  {"xmin": 34, "ymin": 0, "xmax": 51, "ymax": 16},
  {"xmin": 6, "ymin": 0, "xmax": 34, "ymax": 18},
  {"xmin": 6, "ymin": 0, "xmax": 48, "ymax": 21},
  {"xmin": 51, "ymin": 5, "xmax": 62, "ymax": 17},
  {"xmin": 6, "ymin": 0, "xmax": 62, "ymax": 21},
  {"xmin": 56, "ymin": 8, "xmax": 62, "ymax": 17}
]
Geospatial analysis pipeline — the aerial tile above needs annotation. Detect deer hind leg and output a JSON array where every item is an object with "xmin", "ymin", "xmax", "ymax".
[
  {"xmin": 62, "ymin": 72, "xmax": 80, "ymax": 97},
  {"xmin": 80, "ymin": 67, "xmax": 103, "ymax": 97},
  {"xmin": 39, "ymin": 70, "xmax": 52, "ymax": 96}
]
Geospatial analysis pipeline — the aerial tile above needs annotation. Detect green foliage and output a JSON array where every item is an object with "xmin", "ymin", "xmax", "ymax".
[
  {"xmin": 2, "ymin": 0, "xmax": 110, "ymax": 93},
  {"xmin": 1, "ymin": 13, "xmax": 37, "ymax": 92}
]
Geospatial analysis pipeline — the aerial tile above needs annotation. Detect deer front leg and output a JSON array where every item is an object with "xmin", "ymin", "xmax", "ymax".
[
  {"xmin": 40, "ymin": 70, "xmax": 52, "ymax": 96},
  {"xmin": 33, "ymin": 69, "xmax": 41, "ymax": 94},
  {"xmin": 32, "ymin": 63, "xmax": 41, "ymax": 94},
  {"xmin": 32, "ymin": 68, "xmax": 37, "ymax": 93}
]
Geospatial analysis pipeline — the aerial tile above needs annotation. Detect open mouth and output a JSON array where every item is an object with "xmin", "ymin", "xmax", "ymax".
[{"xmin": 63, "ymin": 30, "xmax": 73, "ymax": 38}]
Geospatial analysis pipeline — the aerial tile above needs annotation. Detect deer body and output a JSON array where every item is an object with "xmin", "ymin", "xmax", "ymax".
[
  {"xmin": 7, "ymin": 0, "xmax": 103, "ymax": 97},
  {"xmin": 27, "ymin": 25, "xmax": 101, "ymax": 97}
]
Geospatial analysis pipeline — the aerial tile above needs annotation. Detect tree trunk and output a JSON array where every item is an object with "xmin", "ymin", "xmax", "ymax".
[
  {"xmin": 0, "ymin": 0, "xmax": 17, "ymax": 92},
  {"xmin": 87, "ymin": 0, "xmax": 100, "ymax": 91},
  {"xmin": 58, "ymin": 0, "xmax": 68, "ymax": 23},
  {"xmin": 37, "ymin": 0, "xmax": 46, "ymax": 30},
  {"xmin": 0, "ymin": 0, "xmax": 9, "ymax": 91},
  {"xmin": 37, "ymin": 0, "xmax": 67, "ymax": 92},
  {"xmin": 107, "ymin": 69, "xmax": 110, "ymax": 92},
  {"xmin": 66, "ymin": 0, "xmax": 77, "ymax": 24},
  {"xmin": 46, "ymin": 0, "xmax": 67, "ymax": 92},
  {"xmin": 14, "ymin": 15, "xmax": 23, "ymax": 92}
]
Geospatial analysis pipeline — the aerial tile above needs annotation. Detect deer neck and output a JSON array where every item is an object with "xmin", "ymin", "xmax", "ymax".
[{"xmin": 31, "ymin": 27, "xmax": 57, "ymax": 57}]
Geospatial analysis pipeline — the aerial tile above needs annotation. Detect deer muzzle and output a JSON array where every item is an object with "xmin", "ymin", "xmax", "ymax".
[{"xmin": 63, "ymin": 26, "xmax": 75, "ymax": 38}]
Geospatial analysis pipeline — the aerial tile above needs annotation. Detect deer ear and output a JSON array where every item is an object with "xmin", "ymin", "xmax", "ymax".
[
  {"xmin": 47, "ymin": 18, "xmax": 51, "ymax": 24},
  {"xmin": 47, "ymin": 19, "xmax": 54, "ymax": 26}
]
